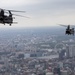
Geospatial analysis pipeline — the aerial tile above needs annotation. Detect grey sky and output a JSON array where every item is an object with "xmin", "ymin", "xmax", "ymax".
[{"xmin": 0, "ymin": 0, "xmax": 75, "ymax": 27}]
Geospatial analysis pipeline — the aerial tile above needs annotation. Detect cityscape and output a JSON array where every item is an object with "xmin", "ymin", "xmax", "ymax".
[
  {"xmin": 0, "ymin": 0, "xmax": 75, "ymax": 75},
  {"xmin": 0, "ymin": 27, "xmax": 74, "ymax": 75}
]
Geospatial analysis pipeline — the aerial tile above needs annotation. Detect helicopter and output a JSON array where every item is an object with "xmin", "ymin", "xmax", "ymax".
[
  {"xmin": 0, "ymin": 8, "xmax": 27, "ymax": 26},
  {"xmin": 59, "ymin": 24, "xmax": 75, "ymax": 35}
]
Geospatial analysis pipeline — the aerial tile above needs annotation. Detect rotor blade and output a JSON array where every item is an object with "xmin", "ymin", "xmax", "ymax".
[
  {"xmin": 58, "ymin": 24, "xmax": 67, "ymax": 27},
  {"xmin": 4, "ymin": 11, "xmax": 30, "ymax": 18},
  {"xmin": 0, "ymin": 8, "xmax": 26, "ymax": 13},
  {"xmin": 7, "ymin": 10, "xmax": 26, "ymax": 13},
  {"xmin": 12, "ymin": 14, "xmax": 30, "ymax": 18},
  {"xmin": 70, "ymin": 25, "xmax": 75, "ymax": 27}
]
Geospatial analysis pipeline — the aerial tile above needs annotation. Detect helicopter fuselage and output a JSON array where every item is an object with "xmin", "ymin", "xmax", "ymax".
[
  {"xmin": 59, "ymin": 24, "xmax": 75, "ymax": 35},
  {"xmin": 0, "ymin": 8, "xmax": 26, "ymax": 26},
  {"xmin": 0, "ymin": 16, "xmax": 13, "ymax": 25},
  {"xmin": 66, "ymin": 28, "xmax": 74, "ymax": 35}
]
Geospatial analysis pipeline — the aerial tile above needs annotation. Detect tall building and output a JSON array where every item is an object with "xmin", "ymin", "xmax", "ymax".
[
  {"xmin": 59, "ymin": 50, "xmax": 66, "ymax": 60},
  {"xmin": 70, "ymin": 45, "xmax": 75, "ymax": 57},
  {"xmin": 66, "ymin": 44, "xmax": 70, "ymax": 58},
  {"xmin": 61, "ymin": 70, "xmax": 68, "ymax": 75},
  {"xmin": 66, "ymin": 45, "xmax": 75, "ymax": 58}
]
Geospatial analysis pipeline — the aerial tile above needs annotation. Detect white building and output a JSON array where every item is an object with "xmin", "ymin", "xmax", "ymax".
[{"xmin": 46, "ymin": 72, "xmax": 53, "ymax": 75}]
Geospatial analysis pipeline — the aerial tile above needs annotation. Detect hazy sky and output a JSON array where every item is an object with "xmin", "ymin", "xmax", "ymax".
[{"xmin": 0, "ymin": 0, "xmax": 75, "ymax": 27}]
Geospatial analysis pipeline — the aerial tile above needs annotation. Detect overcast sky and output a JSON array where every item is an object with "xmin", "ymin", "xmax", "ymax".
[{"xmin": 0, "ymin": 0, "xmax": 75, "ymax": 28}]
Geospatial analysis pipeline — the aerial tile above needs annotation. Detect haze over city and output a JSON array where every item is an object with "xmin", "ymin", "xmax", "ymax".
[{"xmin": 0, "ymin": 0, "xmax": 75, "ymax": 75}]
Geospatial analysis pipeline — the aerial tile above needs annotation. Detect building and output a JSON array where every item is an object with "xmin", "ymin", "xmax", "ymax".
[
  {"xmin": 66, "ymin": 45, "xmax": 75, "ymax": 58},
  {"xmin": 46, "ymin": 72, "xmax": 53, "ymax": 75},
  {"xmin": 61, "ymin": 70, "xmax": 68, "ymax": 75}
]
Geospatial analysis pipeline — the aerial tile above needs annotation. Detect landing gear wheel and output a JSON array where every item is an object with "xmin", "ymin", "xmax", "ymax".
[{"xmin": 9, "ymin": 24, "xmax": 11, "ymax": 26}]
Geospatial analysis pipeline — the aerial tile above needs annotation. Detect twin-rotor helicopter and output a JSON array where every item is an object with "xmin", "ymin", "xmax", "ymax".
[
  {"xmin": 0, "ymin": 8, "xmax": 28, "ymax": 26},
  {"xmin": 0, "ymin": 8, "xmax": 75, "ymax": 36},
  {"xmin": 59, "ymin": 24, "xmax": 75, "ymax": 35}
]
